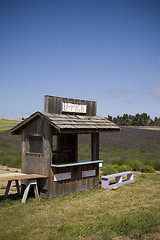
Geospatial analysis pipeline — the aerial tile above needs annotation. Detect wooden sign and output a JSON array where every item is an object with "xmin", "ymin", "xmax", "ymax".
[
  {"xmin": 62, "ymin": 102, "xmax": 87, "ymax": 113},
  {"xmin": 54, "ymin": 172, "xmax": 71, "ymax": 181},
  {"xmin": 82, "ymin": 170, "xmax": 96, "ymax": 178}
]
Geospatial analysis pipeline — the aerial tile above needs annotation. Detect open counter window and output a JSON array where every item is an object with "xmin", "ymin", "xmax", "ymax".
[
  {"xmin": 52, "ymin": 135, "xmax": 58, "ymax": 152},
  {"xmin": 29, "ymin": 136, "xmax": 43, "ymax": 154}
]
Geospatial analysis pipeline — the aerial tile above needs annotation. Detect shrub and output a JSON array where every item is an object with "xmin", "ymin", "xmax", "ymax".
[
  {"xmin": 101, "ymin": 164, "xmax": 118, "ymax": 175},
  {"xmin": 0, "ymin": 151, "xmax": 21, "ymax": 168},
  {"xmin": 109, "ymin": 157, "xmax": 121, "ymax": 165},
  {"xmin": 101, "ymin": 164, "xmax": 133, "ymax": 176},
  {"xmin": 141, "ymin": 165, "xmax": 155, "ymax": 173},
  {"xmin": 150, "ymin": 160, "xmax": 160, "ymax": 171},
  {"xmin": 118, "ymin": 164, "xmax": 132, "ymax": 172},
  {"xmin": 125, "ymin": 160, "xmax": 141, "ymax": 171}
]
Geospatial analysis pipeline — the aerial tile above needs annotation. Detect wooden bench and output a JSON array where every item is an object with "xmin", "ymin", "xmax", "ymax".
[
  {"xmin": 0, "ymin": 173, "xmax": 47, "ymax": 203},
  {"xmin": 101, "ymin": 171, "xmax": 134, "ymax": 189}
]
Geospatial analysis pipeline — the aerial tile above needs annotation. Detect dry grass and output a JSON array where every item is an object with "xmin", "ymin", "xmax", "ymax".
[
  {"xmin": 0, "ymin": 165, "xmax": 21, "ymax": 195},
  {"xmin": 135, "ymin": 126, "xmax": 160, "ymax": 131}
]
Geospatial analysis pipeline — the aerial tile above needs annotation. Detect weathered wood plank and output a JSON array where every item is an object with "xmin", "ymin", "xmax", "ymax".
[
  {"xmin": 91, "ymin": 133, "xmax": 99, "ymax": 160},
  {"xmin": 44, "ymin": 95, "xmax": 97, "ymax": 117},
  {"xmin": 0, "ymin": 173, "xmax": 47, "ymax": 181}
]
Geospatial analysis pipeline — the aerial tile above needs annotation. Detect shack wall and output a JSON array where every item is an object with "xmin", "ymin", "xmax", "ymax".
[
  {"xmin": 49, "ymin": 163, "xmax": 99, "ymax": 198},
  {"xmin": 21, "ymin": 117, "xmax": 52, "ymax": 195}
]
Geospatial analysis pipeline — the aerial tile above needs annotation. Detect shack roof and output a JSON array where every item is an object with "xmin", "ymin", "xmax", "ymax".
[{"xmin": 11, "ymin": 111, "xmax": 120, "ymax": 134}]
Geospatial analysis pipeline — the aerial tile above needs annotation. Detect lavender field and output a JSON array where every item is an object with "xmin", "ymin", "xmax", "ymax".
[
  {"xmin": 0, "ymin": 127, "xmax": 160, "ymax": 171},
  {"xmin": 79, "ymin": 127, "xmax": 160, "ymax": 172}
]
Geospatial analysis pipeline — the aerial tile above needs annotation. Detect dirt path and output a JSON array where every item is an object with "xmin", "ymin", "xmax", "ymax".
[{"xmin": 0, "ymin": 165, "xmax": 21, "ymax": 195}]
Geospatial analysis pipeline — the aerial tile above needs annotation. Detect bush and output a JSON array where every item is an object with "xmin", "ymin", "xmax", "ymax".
[
  {"xmin": 118, "ymin": 164, "xmax": 132, "ymax": 172},
  {"xmin": 101, "ymin": 164, "xmax": 133, "ymax": 176},
  {"xmin": 125, "ymin": 160, "xmax": 141, "ymax": 171},
  {"xmin": 101, "ymin": 164, "xmax": 118, "ymax": 175},
  {"xmin": 108, "ymin": 157, "xmax": 121, "ymax": 165},
  {"xmin": 0, "ymin": 151, "xmax": 21, "ymax": 168},
  {"xmin": 150, "ymin": 160, "xmax": 160, "ymax": 171},
  {"xmin": 141, "ymin": 165, "xmax": 155, "ymax": 173}
]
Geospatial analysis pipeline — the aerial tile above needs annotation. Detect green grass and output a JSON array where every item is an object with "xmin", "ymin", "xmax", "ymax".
[
  {"xmin": 0, "ymin": 118, "xmax": 22, "ymax": 131},
  {"xmin": 0, "ymin": 172, "xmax": 160, "ymax": 240},
  {"xmin": 0, "ymin": 151, "xmax": 21, "ymax": 168},
  {"xmin": 0, "ymin": 128, "xmax": 160, "ymax": 239},
  {"xmin": 0, "ymin": 130, "xmax": 21, "ymax": 168}
]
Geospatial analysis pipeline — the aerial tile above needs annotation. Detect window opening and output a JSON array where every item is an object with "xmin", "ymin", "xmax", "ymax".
[
  {"xmin": 52, "ymin": 135, "xmax": 58, "ymax": 152},
  {"xmin": 78, "ymin": 134, "xmax": 91, "ymax": 161},
  {"xmin": 29, "ymin": 136, "xmax": 43, "ymax": 154}
]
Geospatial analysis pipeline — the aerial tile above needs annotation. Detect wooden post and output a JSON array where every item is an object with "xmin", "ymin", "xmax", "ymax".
[
  {"xmin": 73, "ymin": 134, "xmax": 78, "ymax": 162},
  {"xmin": 91, "ymin": 133, "xmax": 99, "ymax": 160}
]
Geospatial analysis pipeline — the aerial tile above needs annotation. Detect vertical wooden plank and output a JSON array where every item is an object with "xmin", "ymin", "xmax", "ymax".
[
  {"xmin": 71, "ymin": 166, "xmax": 76, "ymax": 193},
  {"xmin": 91, "ymin": 164, "xmax": 96, "ymax": 189},
  {"xmin": 56, "ymin": 97, "xmax": 61, "ymax": 114},
  {"xmin": 58, "ymin": 167, "xmax": 63, "ymax": 196},
  {"xmin": 44, "ymin": 95, "xmax": 51, "ymax": 113},
  {"xmin": 65, "ymin": 166, "xmax": 70, "ymax": 195},
  {"xmin": 43, "ymin": 121, "xmax": 51, "ymax": 172},
  {"xmin": 82, "ymin": 164, "xmax": 88, "ymax": 191},
  {"xmin": 86, "ymin": 101, "xmax": 91, "ymax": 116},
  {"xmin": 87, "ymin": 164, "xmax": 92, "ymax": 190},
  {"xmin": 91, "ymin": 133, "xmax": 99, "ymax": 160},
  {"xmin": 86, "ymin": 100, "xmax": 96, "ymax": 116},
  {"xmin": 52, "ymin": 96, "xmax": 57, "ymax": 114},
  {"xmin": 95, "ymin": 163, "xmax": 99, "ymax": 186},
  {"xmin": 73, "ymin": 134, "xmax": 78, "ymax": 162},
  {"xmin": 44, "ymin": 95, "xmax": 63, "ymax": 114},
  {"xmin": 76, "ymin": 166, "xmax": 81, "ymax": 192},
  {"xmin": 91, "ymin": 101, "xmax": 97, "ymax": 116},
  {"xmin": 21, "ymin": 129, "xmax": 26, "ymax": 174}
]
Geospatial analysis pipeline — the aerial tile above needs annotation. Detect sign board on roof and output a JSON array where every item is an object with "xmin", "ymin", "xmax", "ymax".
[{"xmin": 62, "ymin": 102, "xmax": 87, "ymax": 113}]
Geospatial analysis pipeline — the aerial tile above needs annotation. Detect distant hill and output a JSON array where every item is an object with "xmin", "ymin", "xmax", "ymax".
[{"xmin": 0, "ymin": 118, "xmax": 22, "ymax": 131}]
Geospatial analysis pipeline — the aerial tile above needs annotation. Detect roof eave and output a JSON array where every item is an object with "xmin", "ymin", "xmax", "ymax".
[
  {"xmin": 60, "ymin": 127, "xmax": 120, "ymax": 134},
  {"xmin": 11, "ymin": 111, "xmax": 61, "ymax": 135}
]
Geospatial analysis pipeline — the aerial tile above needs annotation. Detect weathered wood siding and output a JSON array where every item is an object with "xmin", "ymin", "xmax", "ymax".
[
  {"xmin": 44, "ymin": 95, "xmax": 97, "ymax": 116},
  {"xmin": 49, "ymin": 163, "xmax": 99, "ymax": 198},
  {"xmin": 21, "ymin": 117, "xmax": 52, "ymax": 194}
]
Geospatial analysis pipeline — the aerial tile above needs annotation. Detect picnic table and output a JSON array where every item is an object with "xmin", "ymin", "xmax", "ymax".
[{"xmin": 0, "ymin": 173, "xmax": 47, "ymax": 203}]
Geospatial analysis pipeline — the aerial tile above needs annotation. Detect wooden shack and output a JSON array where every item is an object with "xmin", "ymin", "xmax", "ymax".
[{"xmin": 11, "ymin": 95, "xmax": 120, "ymax": 198}]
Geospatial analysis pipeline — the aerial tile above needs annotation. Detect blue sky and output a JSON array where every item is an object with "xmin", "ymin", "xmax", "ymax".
[{"xmin": 0, "ymin": 0, "xmax": 160, "ymax": 119}]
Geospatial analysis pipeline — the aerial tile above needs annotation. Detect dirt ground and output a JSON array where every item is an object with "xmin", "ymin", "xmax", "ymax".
[{"xmin": 0, "ymin": 165, "xmax": 21, "ymax": 195}]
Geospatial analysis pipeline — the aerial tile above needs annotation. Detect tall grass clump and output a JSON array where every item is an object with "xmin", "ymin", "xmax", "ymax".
[
  {"xmin": 124, "ymin": 160, "xmax": 141, "ymax": 171},
  {"xmin": 0, "ymin": 151, "xmax": 21, "ymax": 168},
  {"xmin": 141, "ymin": 165, "xmax": 155, "ymax": 173},
  {"xmin": 101, "ymin": 164, "xmax": 132, "ymax": 176},
  {"xmin": 0, "ymin": 130, "xmax": 21, "ymax": 168},
  {"xmin": 144, "ymin": 159, "xmax": 160, "ymax": 171},
  {"xmin": 118, "ymin": 211, "xmax": 159, "ymax": 239}
]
